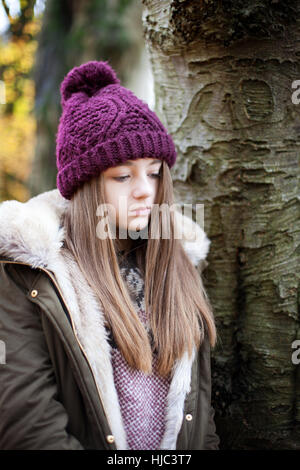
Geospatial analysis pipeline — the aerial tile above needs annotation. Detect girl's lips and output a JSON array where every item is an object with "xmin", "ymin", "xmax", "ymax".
[{"xmin": 129, "ymin": 208, "xmax": 151, "ymax": 216}]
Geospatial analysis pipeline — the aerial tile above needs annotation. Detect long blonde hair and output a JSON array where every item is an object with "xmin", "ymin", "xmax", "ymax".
[{"xmin": 61, "ymin": 160, "xmax": 217, "ymax": 377}]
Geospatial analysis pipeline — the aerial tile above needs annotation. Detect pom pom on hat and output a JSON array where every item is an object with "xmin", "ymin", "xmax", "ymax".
[{"xmin": 60, "ymin": 60, "xmax": 120, "ymax": 107}]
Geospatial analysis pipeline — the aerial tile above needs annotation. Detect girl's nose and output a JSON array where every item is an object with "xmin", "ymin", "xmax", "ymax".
[{"xmin": 132, "ymin": 174, "xmax": 155, "ymax": 198}]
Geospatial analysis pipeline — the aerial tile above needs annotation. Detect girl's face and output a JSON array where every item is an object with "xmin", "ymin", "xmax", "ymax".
[{"xmin": 102, "ymin": 157, "xmax": 162, "ymax": 232}]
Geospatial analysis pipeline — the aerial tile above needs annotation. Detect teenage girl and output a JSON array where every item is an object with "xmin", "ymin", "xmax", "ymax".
[{"xmin": 0, "ymin": 61, "xmax": 219, "ymax": 450}]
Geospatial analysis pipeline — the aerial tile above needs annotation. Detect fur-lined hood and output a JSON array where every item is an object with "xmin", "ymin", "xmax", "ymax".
[{"xmin": 0, "ymin": 188, "xmax": 211, "ymax": 450}]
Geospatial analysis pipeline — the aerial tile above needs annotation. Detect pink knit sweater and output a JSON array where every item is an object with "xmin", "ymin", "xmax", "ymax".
[{"xmin": 107, "ymin": 250, "xmax": 171, "ymax": 450}]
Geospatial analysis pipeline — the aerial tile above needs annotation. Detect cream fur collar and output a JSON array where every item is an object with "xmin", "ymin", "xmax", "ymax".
[{"xmin": 0, "ymin": 189, "xmax": 211, "ymax": 450}]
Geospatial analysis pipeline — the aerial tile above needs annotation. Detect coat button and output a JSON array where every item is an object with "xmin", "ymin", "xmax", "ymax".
[
  {"xmin": 31, "ymin": 289, "xmax": 38, "ymax": 298},
  {"xmin": 106, "ymin": 435, "xmax": 115, "ymax": 444},
  {"xmin": 186, "ymin": 413, "xmax": 193, "ymax": 421}
]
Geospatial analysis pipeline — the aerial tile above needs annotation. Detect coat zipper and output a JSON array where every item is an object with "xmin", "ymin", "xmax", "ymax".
[{"xmin": 0, "ymin": 259, "xmax": 112, "ymax": 442}]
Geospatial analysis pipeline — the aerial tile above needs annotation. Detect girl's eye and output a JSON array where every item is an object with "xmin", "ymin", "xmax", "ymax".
[
  {"xmin": 113, "ymin": 173, "xmax": 160, "ymax": 182},
  {"xmin": 113, "ymin": 176, "xmax": 129, "ymax": 181}
]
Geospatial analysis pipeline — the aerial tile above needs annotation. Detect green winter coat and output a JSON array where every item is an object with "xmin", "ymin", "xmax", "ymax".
[{"xmin": 0, "ymin": 189, "xmax": 219, "ymax": 450}]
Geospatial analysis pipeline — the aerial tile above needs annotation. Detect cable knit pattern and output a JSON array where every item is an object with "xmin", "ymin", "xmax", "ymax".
[
  {"xmin": 56, "ymin": 61, "xmax": 177, "ymax": 200},
  {"xmin": 107, "ymin": 250, "xmax": 171, "ymax": 450}
]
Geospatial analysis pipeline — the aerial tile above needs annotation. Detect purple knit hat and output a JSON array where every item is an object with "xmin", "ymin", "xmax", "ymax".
[{"xmin": 55, "ymin": 60, "xmax": 177, "ymax": 200}]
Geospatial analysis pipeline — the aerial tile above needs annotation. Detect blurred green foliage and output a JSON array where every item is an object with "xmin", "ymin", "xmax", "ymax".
[{"xmin": 0, "ymin": 0, "xmax": 42, "ymax": 202}]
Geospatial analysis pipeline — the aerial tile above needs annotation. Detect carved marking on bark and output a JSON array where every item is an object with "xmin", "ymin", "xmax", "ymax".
[{"xmin": 241, "ymin": 80, "xmax": 274, "ymax": 121}]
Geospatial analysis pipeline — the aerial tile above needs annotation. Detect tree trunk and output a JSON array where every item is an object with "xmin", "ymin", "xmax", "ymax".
[{"xmin": 142, "ymin": 0, "xmax": 300, "ymax": 449}]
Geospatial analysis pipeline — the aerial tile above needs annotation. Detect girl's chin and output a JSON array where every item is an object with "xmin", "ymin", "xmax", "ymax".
[
  {"xmin": 121, "ymin": 220, "xmax": 150, "ymax": 235},
  {"xmin": 128, "ymin": 223, "xmax": 148, "ymax": 232}
]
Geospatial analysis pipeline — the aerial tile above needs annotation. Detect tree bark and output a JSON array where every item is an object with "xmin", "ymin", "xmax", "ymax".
[{"xmin": 142, "ymin": 0, "xmax": 300, "ymax": 449}]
